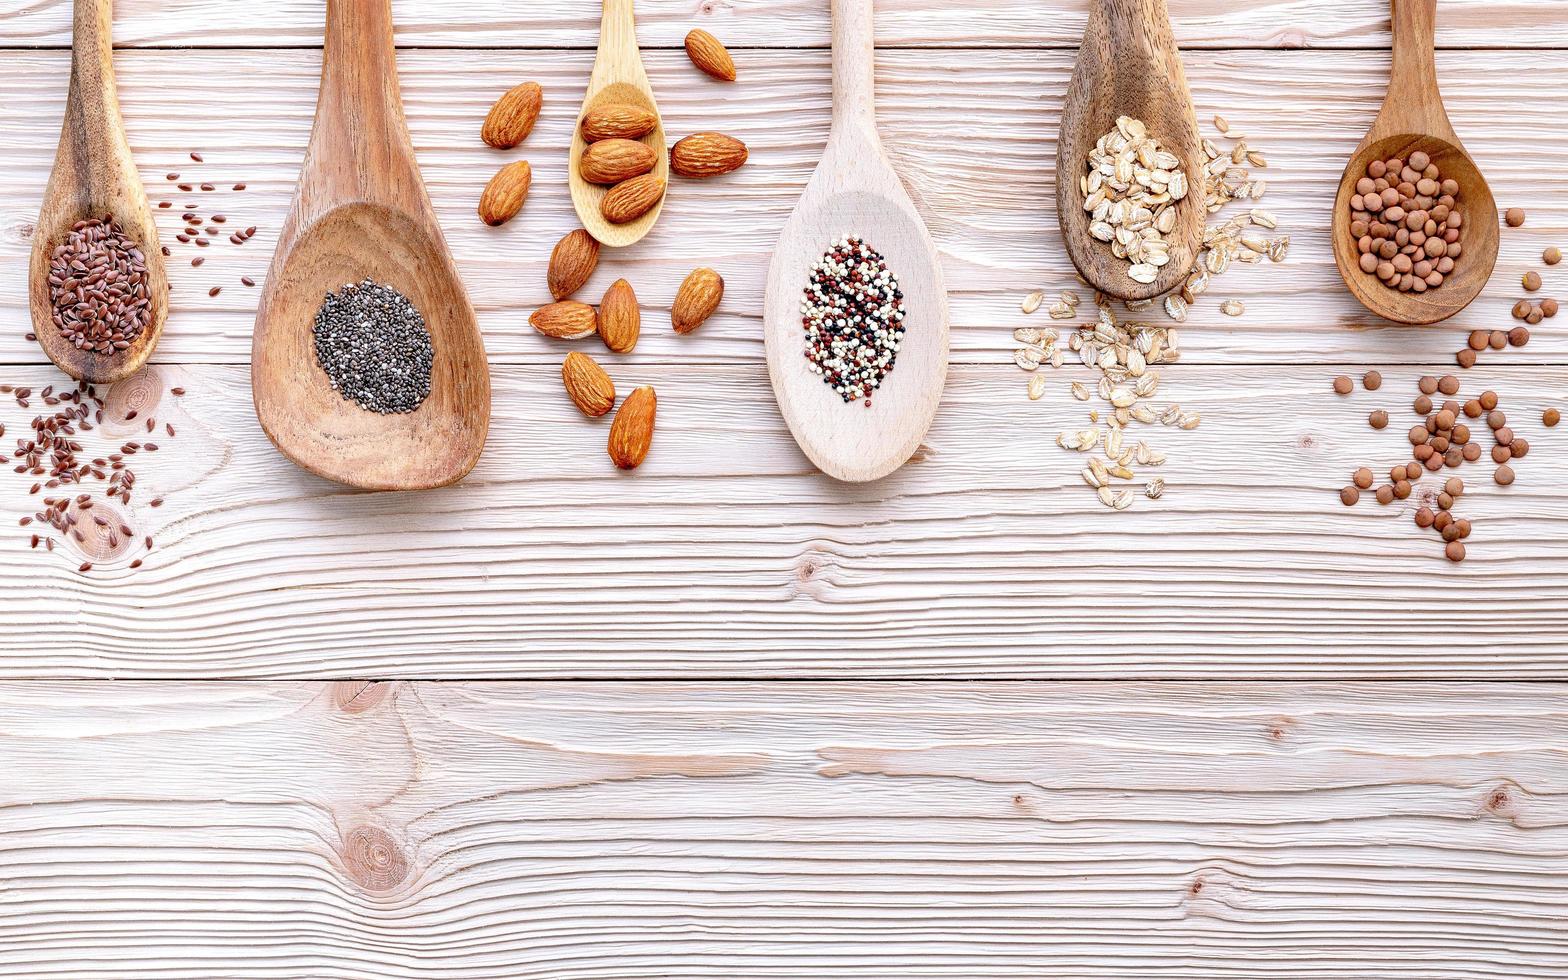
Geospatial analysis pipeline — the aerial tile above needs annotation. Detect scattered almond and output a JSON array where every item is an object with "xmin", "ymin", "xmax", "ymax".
[
  {"xmin": 548, "ymin": 229, "xmax": 600, "ymax": 301},
  {"xmin": 670, "ymin": 132, "xmax": 748, "ymax": 179},
  {"xmin": 581, "ymin": 102, "xmax": 658, "ymax": 142},
  {"xmin": 598, "ymin": 278, "xmax": 641, "ymax": 353},
  {"xmin": 684, "ymin": 29, "xmax": 736, "ymax": 82},
  {"xmin": 608, "ymin": 386, "xmax": 657, "ymax": 469},
  {"xmin": 530, "ymin": 300, "xmax": 598, "ymax": 340},
  {"xmin": 672, "ymin": 268, "xmax": 723, "ymax": 334},
  {"xmin": 580, "ymin": 138, "xmax": 658, "ymax": 185},
  {"xmin": 561, "ymin": 351, "xmax": 615, "ymax": 417},
  {"xmin": 478, "ymin": 160, "xmax": 532, "ymax": 226},
  {"xmin": 601, "ymin": 174, "xmax": 665, "ymax": 224},
  {"xmin": 481, "ymin": 81, "xmax": 543, "ymax": 149}
]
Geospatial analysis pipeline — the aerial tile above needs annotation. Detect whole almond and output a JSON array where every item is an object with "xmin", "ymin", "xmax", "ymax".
[
  {"xmin": 582, "ymin": 102, "xmax": 657, "ymax": 142},
  {"xmin": 530, "ymin": 300, "xmax": 597, "ymax": 340},
  {"xmin": 561, "ymin": 351, "xmax": 615, "ymax": 417},
  {"xmin": 601, "ymin": 174, "xmax": 665, "ymax": 224},
  {"xmin": 670, "ymin": 132, "xmax": 748, "ymax": 179},
  {"xmin": 684, "ymin": 29, "xmax": 736, "ymax": 82},
  {"xmin": 580, "ymin": 139, "xmax": 658, "ymax": 185},
  {"xmin": 548, "ymin": 229, "xmax": 600, "ymax": 301},
  {"xmin": 608, "ymin": 386, "xmax": 656, "ymax": 470},
  {"xmin": 478, "ymin": 160, "xmax": 532, "ymax": 226},
  {"xmin": 481, "ymin": 81, "xmax": 543, "ymax": 149},
  {"xmin": 672, "ymin": 267, "xmax": 723, "ymax": 334},
  {"xmin": 598, "ymin": 278, "xmax": 641, "ymax": 353}
]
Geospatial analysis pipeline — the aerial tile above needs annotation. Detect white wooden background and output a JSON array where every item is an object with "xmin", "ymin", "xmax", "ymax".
[{"xmin": 2, "ymin": 1, "xmax": 1568, "ymax": 976}]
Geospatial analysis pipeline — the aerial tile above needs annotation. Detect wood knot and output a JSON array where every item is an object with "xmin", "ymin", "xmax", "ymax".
[
  {"xmin": 339, "ymin": 824, "xmax": 410, "ymax": 893},
  {"xmin": 63, "ymin": 498, "xmax": 135, "ymax": 562},
  {"xmin": 331, "ymin": 680, "xmax": 391, "ymax": 714},
  {"xmin": 1264, "ymin": 716, "xmax": 1295, "ymax": 742},
  {"xmin": 1484, "ymin": 784, "xmax": 1519, "ymax": 819},
  {"xmin": 1296, "ymin": 434, "xmax": 1318, "ymax": 450},
  {"xmin": 103, "ymin": 368, "xmax": 163, "ymax": 423},
  {"xmin": 6, "ymin": 219, "xmax": 35, "ymax": 245},
  {"xmin": 1188, "ymin": 877, "xmax": 1204, "ymax": 896}
]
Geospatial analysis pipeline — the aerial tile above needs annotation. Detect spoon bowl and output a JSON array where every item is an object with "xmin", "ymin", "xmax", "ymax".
[
  {"xmin": 29, "ymin": 0, "xmax": 167, "ymax": 385},
  {"xmin": 252, "ymin": 0, "xmax": 489, "ymax": 491},
  {"xmin": 1331, "ymin": 0, "xmax": 1497, "ymax": 325},
  {"xmin": 1056, "ymin": 0, "xmax": 1204, "ymax": 301},
  {"xmin": 763, "ymin": 0, "xmax": 949, "ymax": 483},
  {"xmin": 1333, "ymin": 132, "xmax": 1497, "ymax": 325},
  {"xmin": 569, "ymin": 2, "xmax": 668, "ymax": 248}
]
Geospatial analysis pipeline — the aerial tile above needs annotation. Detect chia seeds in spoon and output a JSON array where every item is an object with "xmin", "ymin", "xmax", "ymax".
[
  {"xmin": 800, "ymin": 235, "xmax": 905, "ymax": 406},
  {"xmin": 312, "ymin": 278, "xmax": 433, "ymax": 414}
]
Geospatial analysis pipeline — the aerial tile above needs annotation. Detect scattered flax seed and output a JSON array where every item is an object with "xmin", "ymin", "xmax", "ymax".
[{"xmin": 190, "ymin": 152, "xmax": 204, "ymax": 162}]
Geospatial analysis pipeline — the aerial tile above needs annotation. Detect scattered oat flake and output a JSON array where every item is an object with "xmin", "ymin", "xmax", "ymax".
[
  {"xmin": 1021, "ymin": 290, "xmax": 1045, "ymax": 314},
  {"xmin": 1027, "ymin": 374, "xmax": 1047, "ymax": 400},
  {"xmin": 1220, "ymin": 299, "xmax": 1245, "ymax": 317}
]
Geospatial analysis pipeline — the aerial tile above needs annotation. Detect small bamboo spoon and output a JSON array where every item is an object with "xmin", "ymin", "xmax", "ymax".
[
  {"xmin": 763, "ymin": 0, "xmax": 949, "ymax": 483},
  {"xmin": 1331, "ymin": 0, "xmax": 1498, "ymax": 325},
  {"xmin": 29, "ymin": 0, "xmax": 168, "ymax": 386},
  {"xmin": 252, "ymin": 0, "xmax": 489, "ymax": 491},
  {"xmin": 1056, "ymin": 0, "xmax": 1204, "ymax": 302},
  {"xmin": 568, "ymin": 0, "xmax": 668, "ymax": 247}
]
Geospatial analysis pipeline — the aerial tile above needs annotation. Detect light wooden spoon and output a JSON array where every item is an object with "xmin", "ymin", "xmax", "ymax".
[
  {"xmin": 763, "ymin": 0, "xmax": 949, "ymax": 483},
  {"xmin": 252, "ymin": 0, "xmax": 490, "ymax": 492},
  {"xmin": 1331, "ymin": 0, "xmax": 1498, "ymax": 325},
  {"xmin": 29, "ymin": 0, "xmax": 168, "ymax": 386},
  {"xmin": 568, "ymin": 0, "xmax": 668, "ymax": 247},
  {"xmin": 1056, "ymin": 0, "xmax": 1204, "ymax": 302}
]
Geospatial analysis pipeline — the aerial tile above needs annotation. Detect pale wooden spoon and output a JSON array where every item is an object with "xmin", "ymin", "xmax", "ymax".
[
  {"xmin": 763, "ymin": 0, "xmax": 949, "ymax": 484},
  {"xmin": 252, "ymin": 0, "xmax": 490, "ymax": 491},
  {"xmin": 1331, "ymin": 0, "xmax": 1498, "ymax": 325},
  {"xmin": 30, "ymin": 0, "xmax": 168, "ymax": 386},
  {"xmin": 568, "ymin": 0, "xmax": 668, "ymax": 247},
  {"xmin": 1056, "ymin": 0, "xmax": 1204, "ymax": 301}
]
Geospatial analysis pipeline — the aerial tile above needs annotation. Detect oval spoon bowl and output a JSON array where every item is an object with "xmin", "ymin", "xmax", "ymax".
[
  {"xmin": 1332, "ymin": 133, "xmax": 1498, "ymax": 325},
  {"xmin": 253, "ymin": 204, "xmax": 489, "ymax": 490},
  {"xmin": 1056, "ymin": 0, "xmax": 1205, "ymax": 301}
]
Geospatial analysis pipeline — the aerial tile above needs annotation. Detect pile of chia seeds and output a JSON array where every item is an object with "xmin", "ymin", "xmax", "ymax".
[
  {"xmin": 800, "ymin": 235, "xmax": 905, "ymax": 406},
  {"xmin": 312, "ymin": 278, "xmax": 433, "ymax": 414}
]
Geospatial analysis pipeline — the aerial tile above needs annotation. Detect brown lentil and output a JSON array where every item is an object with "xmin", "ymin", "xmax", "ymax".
[
  {"xmin": 1523, "ymin": 271, "xmax": 1542, "ymax": 292},
  {"xmin": 1496, "ymin": 463, "xmax": 1516, "ymax": 485},
  {"xmin": 1369, "ymin": 409, "xmax": 1389, "ymax": 429},
  {"xmin": 1509, "ymin": 326, "xmax": 1530, "ymax": 347},
  {"xmin": 1545, "ymin": 408, "xmax": 1560, "ymax": 427},
  {"xmin": 1455, "ymin": 348, "xmax": 1477, "ymax": 368},
  {"xmin": 1415, "ymin": 395, "xmax": 1433, "ymax": 414},
  {"xmin": 1333, "ymin": 375, "xmax": 1354, "ymax": 395},
  {"xmin": 1340, "ymin": 486, "xmax": 1361, "ymax": 506},
  {"xmin": 1354, "ymin": 467, "xmax": 1375, "ymax": 490},
  {"xmin": 1376, "ymin": 485, "xmax": 1396, "ymax": 505},
  {"xmin": 1419, "ymin": 375, "xmax": 1439, "ymax": 395},
  {"xmin": 1506, "ymin": 207, "xmax": 1526, "ymax": 227}
]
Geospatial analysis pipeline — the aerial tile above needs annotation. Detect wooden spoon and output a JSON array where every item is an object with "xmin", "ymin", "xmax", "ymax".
[
  {"xmin": 1331, "ymin": 0, "xmax": 1498, "ymax": 325},
  {"xmin": 252, "ymin": 0, "xmax": 490, "ymax": 491},
  {"xmin": 29, "ymin": 0, "xmax": 168, "ymax": 386},
  {"xmin": 763, "ymin": 0, "xmax": 949, "ymax": 483},
  {"xmin": 568, "ymin": 0, "xmax": 668, "ymax": 248},
  {"xmin": 1056, "ymin": 0, "xmax": 1205, "ymax": 301}
]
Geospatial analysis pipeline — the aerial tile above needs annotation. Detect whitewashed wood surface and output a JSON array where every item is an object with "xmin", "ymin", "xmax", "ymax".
[{"xmin": 0, "ymin": 681, "xmax": 1562, "ymax": 979}]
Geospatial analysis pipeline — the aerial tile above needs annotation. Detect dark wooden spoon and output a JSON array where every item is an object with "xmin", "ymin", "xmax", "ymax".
[
  {"xmin": 1332, "ymin": 0, "xmax": 1498, "ymax": 325},
  {"xmin": 252, "ymin": 0, "xmax": 490, "ymax": 491},
  {"xmin": 29, "ymin": 0, "xmax": 168, "ymax": 385},
  {"xmin": 1056, "ymin": 0, "xmax": 1205, "ymax": 302}
]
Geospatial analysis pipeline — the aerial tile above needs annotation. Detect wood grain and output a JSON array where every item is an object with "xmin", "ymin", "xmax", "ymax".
[
  {"xmin": 4, "ymin": 48, "xmax": 1568, "ymax": 366},
  {"xmin": 1, "ymin": 681, "xmax": 1565, "ymax": 978},
  {"xmin": 0, "ymin": 361, "xmax": 1564, "ymax": 676},
  {"xmin": 4, "ymin": 0, "xmax": 1568, "ymax": 49}
]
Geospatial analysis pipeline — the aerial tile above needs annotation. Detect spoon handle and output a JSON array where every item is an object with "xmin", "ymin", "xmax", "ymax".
[
  {"xmin": 831, "ymin": 0, "xmax": 877, "ymax": 136},
  {"xmin": 1375, "ymin": 0, "xmax": 1457, "ymax": 141},
  {"xmin": 62, "ymin": 0, "xmax": 125, "ymax": 203}
]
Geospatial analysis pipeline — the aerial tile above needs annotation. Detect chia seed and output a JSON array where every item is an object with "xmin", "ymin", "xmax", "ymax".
[
  {"xmin": 312, "ymin": 278, "xmax": 434, "ymax": 414},
  {"xmin": 800, "ymin": 235, "xmax": 905, "ymax": 406}
]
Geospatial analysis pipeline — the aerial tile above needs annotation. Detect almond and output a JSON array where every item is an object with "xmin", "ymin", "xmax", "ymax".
[
  {"xmin": 481, "ymin": 81, "xmax": 542, "ymax": 149},
  {"xmin": 598, "ymin": 278, "xmax": 641, "ymax": 354},
  {"xmin": 581, "ymin": 102, "xmax": 657, "ymax": 142},
  {"xmin": 684, "ymin": 29, "xmax": 736, "ymax": 82},
  {"xmin": 601, "ymin": 174, "xmax": 665, "ymax": 224},
  {"xmin": 580, "ymin": 138, "xmax": 658, "ymax": 185},
  {"xmin": 478, "ymin": 160, "xmax": 532, "ymax": 226},
  {"xmin": 548, "ymin": 229, "xmax": 600, "ymax": 301},
  {"xmin": 670, "ymin": 132, "xmax": 748, "ymax": 179},
  {"xmin": 530, "ymin": 300, "xmax": 597, "ymax": 340},
  {"xmin": 561, "ymin": 351, "xmax": 615, "ymax": 417},
  {"xmin": 672, "ymin": 267, "xmax": 723, "ymax": 334},
  {"xmin": 608, "ymin": 385, "xmax": 656, "ymax": 470}
]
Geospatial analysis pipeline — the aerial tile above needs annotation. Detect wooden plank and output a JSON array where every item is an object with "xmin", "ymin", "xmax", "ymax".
[
  {"xmin": 0, "ymin": 361, "xmax": 1564, "ymax": 676},
  {"xmin": 4, "ymin": 0, "xmax": 1568, "ymax": 49},
  {"xmin": 1, "ymin": 681, "xmax": 1565, "ymax": 977},
  {"xmin": 3, "ymin": 48, "xmax": 1567, "ymax": 367}
]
